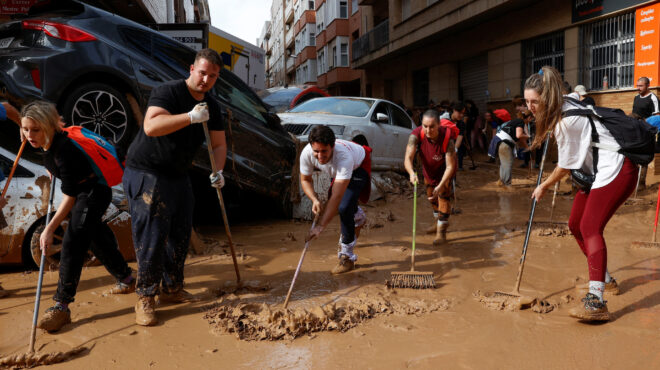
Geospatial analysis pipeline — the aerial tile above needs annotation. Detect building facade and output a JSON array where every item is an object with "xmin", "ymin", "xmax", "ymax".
[
  {"xmin": 353, "ymin": 0, "xmax": 657, "ymax": 114},
  {"xmin": 263, "ymin": 0, "xmax": 366, "ymax": 92}
]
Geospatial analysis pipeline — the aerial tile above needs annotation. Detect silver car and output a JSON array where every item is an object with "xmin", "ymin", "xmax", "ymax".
[{"xmin": 277, "ymin": 97, "xmax": 415, "ymax": 171}]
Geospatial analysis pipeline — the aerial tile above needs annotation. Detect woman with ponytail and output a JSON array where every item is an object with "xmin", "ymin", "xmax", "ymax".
[{"xmin": 527, "ymin": 66, "xmax": 637, "ymax": 322}]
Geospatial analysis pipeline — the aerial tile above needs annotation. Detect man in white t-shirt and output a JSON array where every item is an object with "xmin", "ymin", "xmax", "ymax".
[{"xmin": 301, "ymin": 125, "xmax": 371, "ymax": 274}]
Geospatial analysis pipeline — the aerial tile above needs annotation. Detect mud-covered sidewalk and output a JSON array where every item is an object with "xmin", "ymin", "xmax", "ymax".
[{"xmin": 2, "ymin": 161, "xmax": 660, "ymax": 368}]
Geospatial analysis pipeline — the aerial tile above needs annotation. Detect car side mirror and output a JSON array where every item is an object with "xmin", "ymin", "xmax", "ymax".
[{"xmin": 375, "ymin": 113, "xmax": 389, "ymax": 123}]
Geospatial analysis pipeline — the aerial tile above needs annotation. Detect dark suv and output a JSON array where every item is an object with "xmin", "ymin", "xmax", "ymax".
[{"xmin": 0, "ymin": 1, "xmax": 296, "ymax": 216}]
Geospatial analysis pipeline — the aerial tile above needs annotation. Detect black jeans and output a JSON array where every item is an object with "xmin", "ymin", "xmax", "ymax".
[
  {"xmin": 123, "ymin": 167, "xmax": 194, "ymax": 297},
  {"xmin": 54, "ymin": 184, "xmax": 132, "ymax": 304}
]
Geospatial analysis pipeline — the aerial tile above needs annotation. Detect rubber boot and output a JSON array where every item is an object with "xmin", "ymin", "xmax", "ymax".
[
  {"xmin": 568, "ymin": 293, "xmax": 610, "ymax": 321},
  {"xmin": 135, "ymin": 296, "xmax": 158, "ymax": 326},
  {"xmin": 433, "ymin": 221, "xmax": 448, "ymax": 246},
  {"xmin": 38, "ymin": 303, "xmax": 71, "ymax": 332}
]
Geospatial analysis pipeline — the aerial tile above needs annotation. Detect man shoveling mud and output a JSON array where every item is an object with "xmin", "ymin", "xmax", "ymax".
[
  {"xmin": 123, "ymin": 48, "xmax": 227, "ymax": 326},
  {"xmin": 405, "ymin": 110, "xmax": 457, "ymax": 245},
  {"xmin": 302, "ymin": 125, "xmax": 372, "ymax": 274}
]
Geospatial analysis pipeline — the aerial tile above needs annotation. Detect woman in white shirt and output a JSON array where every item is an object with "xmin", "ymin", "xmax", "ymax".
[{"xmin": 527, "ymin": 66, "xmax": 637, "ymax": 322}]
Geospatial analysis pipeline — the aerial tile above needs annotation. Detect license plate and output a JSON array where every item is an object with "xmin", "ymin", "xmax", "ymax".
[{"xmin": 0, "ymin": 37, "xmax": 14, "ymax": 48}]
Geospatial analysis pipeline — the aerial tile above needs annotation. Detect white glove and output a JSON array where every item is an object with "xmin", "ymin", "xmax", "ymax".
[
  {"xmin": 188, "ymin": 103, "xmax": 209, "ymax": 124},
  {"xmin": 210, "ymin": 170, "xmax": 225, "ymax": 189}
]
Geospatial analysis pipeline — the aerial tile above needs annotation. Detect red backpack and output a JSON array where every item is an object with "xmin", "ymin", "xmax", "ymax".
[{"xmin": 62, "ymin": 126, "xmax": 124, "ymax": 187}]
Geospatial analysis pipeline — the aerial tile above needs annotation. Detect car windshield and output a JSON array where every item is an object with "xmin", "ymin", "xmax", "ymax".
[
  {"xmin": 258, "ymin": 88, "xmax": 301, "ymax": 112},
  {"xmin": 289, "ymin": 98, "xmax": 373, "ymax": 117}
]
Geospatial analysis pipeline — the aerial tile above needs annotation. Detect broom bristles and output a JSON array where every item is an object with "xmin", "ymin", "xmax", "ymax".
[{"xmin": 390, "ymin": 271, "xmax": 436, "ymax": 289}]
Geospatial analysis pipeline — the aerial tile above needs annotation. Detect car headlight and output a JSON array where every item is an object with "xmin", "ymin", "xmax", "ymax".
[{"xmin": 306, "ymin": 124, "xmax": 344, "ymax": 135}]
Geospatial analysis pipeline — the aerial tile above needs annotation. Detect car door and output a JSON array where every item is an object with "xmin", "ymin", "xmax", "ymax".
[
  {"xmin": 387, "ymin": 103, "xmax": 415, "ymax": 170},
  {"xmin": 368, "ymin": 101, "xmax": 397, "ymax": 169}
]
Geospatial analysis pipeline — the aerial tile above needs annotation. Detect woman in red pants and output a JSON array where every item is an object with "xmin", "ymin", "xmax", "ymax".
[{"xmin": 526, "ymin": 66, "xmax": 637, "ymax": 322}]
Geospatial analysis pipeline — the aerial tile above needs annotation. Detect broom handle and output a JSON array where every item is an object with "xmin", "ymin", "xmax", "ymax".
[
  {"xmin": 410, "ymin": 179, "xmax": 417, "ymax": 272},
  {"xmin": 634, "ymin": 165, "xmax": 642, "ymax": 199},
  {"xmin": 202, "ymin": 119, "xmax": 240, "ymax": 284},
  {"xmin": 549, "ymin": 182, "xmax": 559, "ymax": 224},
  {"xmin": 283, "ymin": 218, "xmax": 317, "ymax": 308},
  {"xmin": 653, "ymin": 185, "xmax": 660, "ymax": 243},
  {"xmin": 2, "ymin": 140, "xmax": 27, "ymax": 198},
  {"xmin": 29, "ymin": 178, "xmax": 56, "ymax": 354},
  {"xmin": 513, "ymin": 132, "xmax": 551, "ymax": 294}
]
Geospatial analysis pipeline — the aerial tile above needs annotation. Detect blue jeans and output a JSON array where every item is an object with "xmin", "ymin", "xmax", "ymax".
[
  {"xmin": 123, "ymin": 167, "xmax": 194, "ymax": 297},
  {"xmin": 338, "ymin": 167, "xmax": 369, "ymax": 244}
]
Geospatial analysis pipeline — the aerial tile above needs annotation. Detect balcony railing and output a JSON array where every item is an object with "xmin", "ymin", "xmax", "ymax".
[
  {"xmin": 351, "ymin": 19, "xmax": 389, "ymax": 61},
  {"xmin": 286, "ymin": 57, "xmax": 295, "ymax": 72}
]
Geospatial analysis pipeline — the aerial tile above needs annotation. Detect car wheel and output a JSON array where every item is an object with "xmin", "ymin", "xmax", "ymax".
[
  {"xmin": 28, "ymin": 216, "xmax": 115, "ymax": 270},
  {"xmin": 277, "ymin": 183, "xmax": 293, "ymax": 218},
  {"xmin": 62, "ymin": 83, "xmax": 137, "ymax": 154}
]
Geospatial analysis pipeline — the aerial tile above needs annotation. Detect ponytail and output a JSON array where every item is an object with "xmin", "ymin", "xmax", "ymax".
[{"xmin": 524, "ymin": 66, "xmax": 564, "ymax": 149}]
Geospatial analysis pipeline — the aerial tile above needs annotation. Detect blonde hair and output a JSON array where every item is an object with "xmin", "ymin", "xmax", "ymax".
[
  {"xmin": 524, "ymin": 66, "xmax": 564, "ymax": 149},
  {"xmin": 21, "ymin": 100, "xmax": 61, "ymax": 148}
]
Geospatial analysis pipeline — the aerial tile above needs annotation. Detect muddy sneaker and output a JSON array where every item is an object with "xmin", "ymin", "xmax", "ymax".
[
  {"xmin": 38, "ymin": 303, "xmax": 71, "ymax": 332},
  {"xmin": 331, "ymin": 255, "xmax": 355, "ymax": 274},
  {"xmin": 158, "ymin": 289, "xmax": 200, "ymax": 304},
  {"xmin": 569, "ymin": 293, "xmax": 610, "ymax": 322},
  {"xmin": 433, "ymin": 222, "xmax": 448, "ymax": 246},
  {"xmin": 135, "ymin": 296, "xmax": 158, "ymax": 326},
  {"xmin": 575, "ymin": 279, "xmax": 620, "ymax": 295},
  {"xmin": 106, "ymin": 279, "xmax": 136, "ymax": 295}
]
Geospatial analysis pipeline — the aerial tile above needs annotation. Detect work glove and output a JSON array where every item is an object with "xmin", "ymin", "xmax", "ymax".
[
  {"xmin": 209, "ymin": 170, "xmax": 225, "ymax": 189},
  {"xmin": 188, "ymin": 102, "xmax": 209, "ymax": 124}
]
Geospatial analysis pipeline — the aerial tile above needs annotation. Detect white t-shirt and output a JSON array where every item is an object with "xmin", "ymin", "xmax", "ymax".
[
  {"xmin": 555, "ymin": 94, "xmax": 625, "ymax": 189},
  {"xmin": 300, "ymin": 139, "xmax": 365, "ymax": 180}
]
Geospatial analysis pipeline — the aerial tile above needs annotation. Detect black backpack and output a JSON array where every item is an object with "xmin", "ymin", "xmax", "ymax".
[{"xmin": 562, "ymin": 97, "xmax": 657, "ymax": 166}]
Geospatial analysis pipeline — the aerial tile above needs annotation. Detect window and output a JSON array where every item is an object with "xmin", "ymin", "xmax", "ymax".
[
  {"xmin": 340, "ymin": 42, "xmax": 348, "ymax": 66},
  {"xmin": 402, "ymin": 0, "xmax": 411, "ymax": 20},
  {"xmin": 152, "ymin": 35, "xmax": 195, "ymax": 76},
  {"xmin": 214, "ymin": 70, "xmax": 267, "ymax": 124},
  {"xmin": 371, "ymin": 102, "xmax": 390, "ymax": 123},
  {"xmin": 332, "ymin": 46, "xmax": 337, "ymax": 69},
  {"xmin": 352, "ymin": 0, "xmax": 358, "ymax": 15},
  {"xmin": 579, "ymin": 12, "xmax": 635, "ymax": 90},
  {"xmin": 340, "ymin": 0, "xmax": 348, "ymax": 18},
  {"xmin": 317, "ymin": 50, "xmax": 325, "ymax": 75},
  {"xmin": 309, "ymin": 0, "xmax": 314, "ymax": 9},
  {"xmin": 309, "ymin": 31, "xmax": 315, "ymax": 46},
  {"xmin": 390, "ymin": 104, "xmax": 413, "ymax": 129},
  {"xmin": 523, "ymin": 31, "xmax": 564, "ymax": 80}
]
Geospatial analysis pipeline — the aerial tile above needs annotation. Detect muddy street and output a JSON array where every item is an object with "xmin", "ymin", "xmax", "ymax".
[{"xmin": 2, "ymin": 162, "xmax": 660, "ymax": 369}]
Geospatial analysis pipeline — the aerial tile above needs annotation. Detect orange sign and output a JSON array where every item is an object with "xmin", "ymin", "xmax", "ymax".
[{"xmin": 635, "ymin": 3, "xmax": 660, "ymax": 86}]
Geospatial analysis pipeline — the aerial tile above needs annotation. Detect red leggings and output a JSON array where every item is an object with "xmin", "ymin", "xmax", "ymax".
[{"xmin": 568, "ymin": 158, "xmax": 637, "ymax": 281}]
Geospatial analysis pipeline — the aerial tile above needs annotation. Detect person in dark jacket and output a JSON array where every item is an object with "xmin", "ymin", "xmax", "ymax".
[{"xmin": 21, "ymin": 101, "xmax": 134, "ymax": 333}]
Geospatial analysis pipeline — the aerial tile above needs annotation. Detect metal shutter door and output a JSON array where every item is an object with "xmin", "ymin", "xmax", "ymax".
[{"xmin": 459, "ymin": 54, "xmax": 488, "ymax": 114}]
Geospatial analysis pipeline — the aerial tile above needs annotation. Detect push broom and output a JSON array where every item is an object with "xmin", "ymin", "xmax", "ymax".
[{"xmin": 390, "ymin": 178, "xmax": 435, "ymax": 289}]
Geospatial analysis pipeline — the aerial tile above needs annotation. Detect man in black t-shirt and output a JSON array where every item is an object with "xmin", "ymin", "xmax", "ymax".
[
  {"xmin": 633, "ymin": 77, "xmax": 659, "ymax": 119},
  {"xmin": 124, "ymin": 48, "xmax": 227, "ymax": 326}
]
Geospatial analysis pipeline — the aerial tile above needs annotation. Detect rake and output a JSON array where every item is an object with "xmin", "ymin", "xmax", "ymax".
[{"xmin": 390, "ymin": 179, "xmax": 435, "ymax": 289}]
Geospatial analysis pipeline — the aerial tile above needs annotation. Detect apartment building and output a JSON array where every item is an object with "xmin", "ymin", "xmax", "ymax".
[
  {"xmin": 315, "ymin": 0, "xmax": 363, "ymax": 95},
  {"xmin": 353, "ymin": 0, "xmax": 655, "ymax": 114},
  {"xmin": 294, "ymin": 0, "xmax": 318, "ymax": 85}
]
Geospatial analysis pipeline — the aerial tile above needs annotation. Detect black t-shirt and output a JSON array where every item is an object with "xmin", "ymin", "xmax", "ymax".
[
  {"xmin": 581, "ymin": 96, "xmax": 596, "ymax": 106},
  {"xmin": 633, "ymin": 93, "xmax": 660, "ymax": 119},
  {"xmin": 44, "ymin": 131, "xmax": 97, "ymax": 197},
  {"xmin": 454, "ymin": 120, "xmax": 466, "ymax": 137},
  {"xmin": 500, "ymin": 118, "xmax": 524, "ymax": 141},
  {"xmin": 126, "ymin": 80, "xmax": 225, "ymax": 176}
]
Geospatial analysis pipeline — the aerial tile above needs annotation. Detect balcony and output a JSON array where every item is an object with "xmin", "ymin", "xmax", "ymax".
[
  {"xmin": 285, "ymin": 30, "xmax": 294, "ymax": 47},
  {"xmin": 351, "ymin": 19, "xmax": 388, "ymax": 61},
  {"xmin": 286, "ymin": 57, "xmax": 296, "ymax": 72},
  {"xmin": 285, "ymin": 1, "xmax": 293, "ymax": 23}
]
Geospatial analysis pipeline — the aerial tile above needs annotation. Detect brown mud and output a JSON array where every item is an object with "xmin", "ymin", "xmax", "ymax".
[
  {"xmin": 0, "ymin": 346, "xmax": 87, "ymax": 369},
  {"xmin": 204, "ymin": 289, "xmax": 451, "ymax": 341},
  {"xmin": 2, "ymin": 155, "xmax": 660, "ymax": 368}
]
